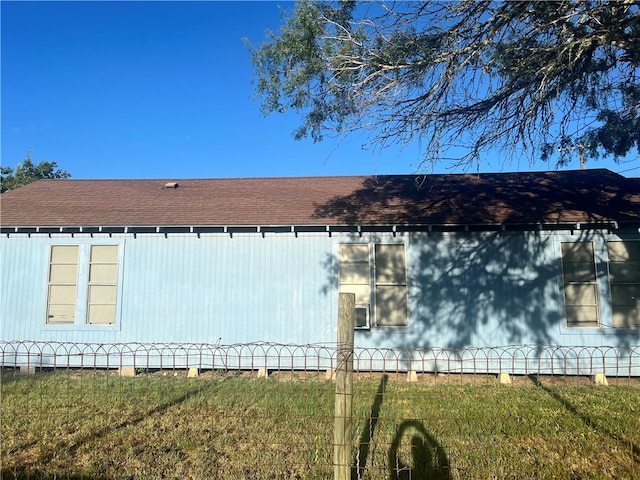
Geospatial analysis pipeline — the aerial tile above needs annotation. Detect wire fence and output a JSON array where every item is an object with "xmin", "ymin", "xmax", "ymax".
[
  {"xmin": 2, "ymin": 341, "xmax": 640, "ymax": 479},
  {"xmin": 3, "ymin": 341, "xmax": 640, "ymax": 377}
]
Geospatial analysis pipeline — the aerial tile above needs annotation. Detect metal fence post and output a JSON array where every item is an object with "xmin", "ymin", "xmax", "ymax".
[{"xmin": 334, "ymin": 293, "xmax": 355, "ymax": 480}]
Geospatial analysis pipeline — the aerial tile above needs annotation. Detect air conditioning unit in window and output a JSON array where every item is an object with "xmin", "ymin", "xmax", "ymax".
[{"xmin": 354, "ymin": 304, "xmax": 370, "ymax": 329}]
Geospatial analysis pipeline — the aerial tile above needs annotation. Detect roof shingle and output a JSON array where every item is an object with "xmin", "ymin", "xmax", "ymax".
[{"xmin": 1, "ymin": 169, "xmax": 639, "ymax": 228}]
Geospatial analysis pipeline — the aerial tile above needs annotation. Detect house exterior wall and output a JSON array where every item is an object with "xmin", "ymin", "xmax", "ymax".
[
  {"xmin": 1, "ymin": 232, "xmax": 336, "ymax": 345},
  {"xmin": 2, "ymin": 229, "xmax": 638, "ymax": 356}
]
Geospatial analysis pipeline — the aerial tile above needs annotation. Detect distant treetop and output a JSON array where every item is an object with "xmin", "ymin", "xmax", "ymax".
[{"xmin": 1, "ymin": 151, "xmax": 71, "ymax": 193}]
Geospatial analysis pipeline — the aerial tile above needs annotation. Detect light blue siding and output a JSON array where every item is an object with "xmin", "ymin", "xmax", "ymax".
[
  {"xmin": 119, "ymin": 233, "xmax": 335, "ymax": 344},
  {"xmin": 1, "ymin": 230, "xmax": 639, "ymax": 350},
  {"xmin": 1, "ymin": 233, "xmax": 337, "ymax": 344}
]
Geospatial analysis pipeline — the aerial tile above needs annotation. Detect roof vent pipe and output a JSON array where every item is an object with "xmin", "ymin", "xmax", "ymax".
[{"xmin": 164, "ymin": 182, "xmax": 179, "ymax": 189}]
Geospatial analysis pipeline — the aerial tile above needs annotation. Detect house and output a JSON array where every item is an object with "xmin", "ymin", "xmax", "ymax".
[{"xmin": 1, "ymin": 169, "xmax": 639, "ymax": 374}]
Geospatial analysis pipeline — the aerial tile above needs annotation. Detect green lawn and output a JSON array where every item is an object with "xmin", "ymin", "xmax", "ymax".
[{"xmin": 1, "ymin": 370, "xmax": 639, "ymax": 479}]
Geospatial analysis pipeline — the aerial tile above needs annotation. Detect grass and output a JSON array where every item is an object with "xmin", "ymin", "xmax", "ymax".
[{"xmin": 1, "ymin": 369, "xmax": 639, "ymax": 479}]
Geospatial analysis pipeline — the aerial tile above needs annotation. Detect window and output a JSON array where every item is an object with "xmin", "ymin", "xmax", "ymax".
[
  {"xmin": 339, "ymin": 244, "xmax": 371, "ymax": 329},
  {"xmin": 87, "ymin": 245, "xmax": 119, "ymax": 325},
  {"xmin": 374, "ymin": 244, "xmax": 408, "ymax": 326},
  {"xmin": 339, "ymin": 243, "xmax": 407, "ymax": 328},
  {"xmin": 47, "ymin": 246, "xmax": 79, "ymax": 324},
  {"xmin": 607, "ymin": 241, "xmax": 640, "ymax": 327},
  {"xmin": 561, "ymin": 242, "xmax": 600, "ymax": 327},
  {"xmin": 46, "ymin": 244, "xmax": 119, "ymax": 326}
]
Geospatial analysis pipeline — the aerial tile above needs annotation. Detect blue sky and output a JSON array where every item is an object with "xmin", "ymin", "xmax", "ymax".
[{"xmin": 2, "ymin": 1, "xmax": 638, "ymax": 180}]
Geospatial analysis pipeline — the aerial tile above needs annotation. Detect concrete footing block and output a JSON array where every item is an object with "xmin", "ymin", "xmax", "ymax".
[
  {"xmin": 119, "ymin": 366, "xmax": 136, "ymax": 377},
  {"xmin": 498, "ymin": 373, "xmax": 512, "ymax": 384},
  {"xmin": 407, "ymin": 370, "xmax": 418, "ymax": 383},
  {"xmin": 257, "ymin": 368, "xmax": 269, "ymax": 378},
  {"xmin": 592, "ymin": 372, "xmax": 608, "ymax": 386},
  {"xmin": 20, "ymin": 366, "xmax": 36, "ymax": 375},
  {"xmin": 187, "ymin": 368, "xmax": 200, "ymax": 378}
]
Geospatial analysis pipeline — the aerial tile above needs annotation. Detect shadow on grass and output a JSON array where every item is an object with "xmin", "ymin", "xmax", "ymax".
[
  {"xmin": 4, "ymin": 381, "xmax": 209, "ymax": 479},
  {"xmin": 352, "ymin": 375, "xmax": 450, "ymax": 480},
  {"xmin": 539, "ymin": 383, "xmax": 640, "ymax": 465},
  {"xmin": 353, "ymin": 374, "xmax": 388, "ymax": 479},
  {"xmin": 388, "ymin": 420, "xmax": 450, "ymax": 480}
]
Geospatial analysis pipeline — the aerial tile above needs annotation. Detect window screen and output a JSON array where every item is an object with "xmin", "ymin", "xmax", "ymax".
[
  {"xmin": 607, "ymin": 241, "xmax": 640, "ymax": 327},
  {"xmin": 47, "ymin": 246, "xmax": 79, "ymax": 324},
  {"xmin": 561, "ymin": 242, "xmax": 600, "ymax": 327}
]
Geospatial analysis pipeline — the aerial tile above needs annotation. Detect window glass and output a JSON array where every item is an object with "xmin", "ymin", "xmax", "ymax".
[
  {"xmin": 88, "ymin": 304, "xmax": 117, "ymax": 325},
  {"xmin": 50, "ymin": 245, "xmax": 79, "ymax": 263},
  {"xmin": 607, "ymin": 241, "xmax": 640, "ymax": 327},
  {"xmin": 375, "ymin": 244, "xmax": 407, "ymax": 285},
  {"xmin": 91, "ymin": 245, "xmax": 119, "ymax": 262},
  {"xmin": 339, "ymin": 243, "xmax": 369, "ymax": 263},
  {"xmin": 89, "ymin": 264, "xmax": 118, "ymax": 283},
  {"xmin": 49, "ymin": 264, "xmax": 78, "ymax": 283},
  {"xmin": 47, "ymin": 304, "xmax": 77, "ymax": 325},
  {"xmin": 375, "ymin": 285, "xmax": 408, "ymax": 327},
  {"xmin": 339, "ymin": 262, "xmax": 369, "ymax": 285}
]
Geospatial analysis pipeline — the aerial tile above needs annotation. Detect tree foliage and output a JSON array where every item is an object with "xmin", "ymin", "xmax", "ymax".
[
  {"xmin": 1, "ymin": 152, "xmax": 71, "ymax": 193},
  {"xmin": 248, "ymin": 0, "xmax": 640, "ymax": 169}
]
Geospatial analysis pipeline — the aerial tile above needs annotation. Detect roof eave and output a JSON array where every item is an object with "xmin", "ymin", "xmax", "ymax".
[{"xmin": 3, "ymin": 220, "xmax": 637, "ymax": 236}]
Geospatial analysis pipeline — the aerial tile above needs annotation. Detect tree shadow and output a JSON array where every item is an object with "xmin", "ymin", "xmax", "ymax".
[
  {"xmin": 388, "ymin": 420, "xmax": 450, "ymax": 480},
  {"xmin": 6, "ymin": 381, "xmax": 210, "ymax": 479},
  {"xmin": 315, "ymin": 172, "xmax": 640, "ymax": 352},
  {"xmin": 312, "ymin": 171, "xmax": 640, "ymax": 226},
  {"xmin": 408, "ymin": 230, "xmax": 559, "ymax": 349},
  {"xmin": 539, "ymin": 384, "xmax": 640, "ymax": 465}
]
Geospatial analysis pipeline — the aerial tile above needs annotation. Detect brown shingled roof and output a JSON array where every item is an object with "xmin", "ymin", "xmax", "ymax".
[{"xmin": 1, "ymin": 169, "xmax": 639, "ymax": 228}]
